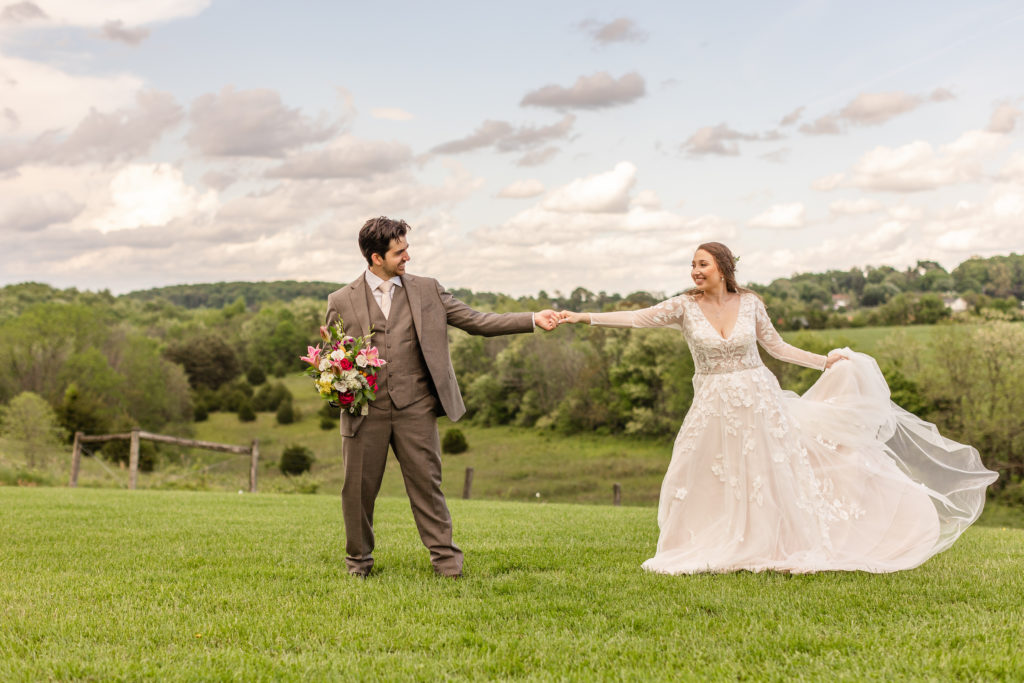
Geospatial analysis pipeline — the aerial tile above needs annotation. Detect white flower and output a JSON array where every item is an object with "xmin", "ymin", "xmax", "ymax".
[
  {"xmin": 318, "ymin": 358, "xmax": 331, "ymax": 372},
  {"xmin": 355, "ymin": 355, "xmax": 369, "ymax": 368},
  {"xmin": 330, "ymin": 349, "xmax": 345, "ymax": 361},
  {"xmin": 674, "ymin": 487, "xmax": 688, "ymax": 501}
]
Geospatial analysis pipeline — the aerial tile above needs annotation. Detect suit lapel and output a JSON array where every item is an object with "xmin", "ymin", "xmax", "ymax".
[
  {"xmin": 345, "ymin": 275, "xmax": 372, "ymax": 337},
  {"xmin": 404, "ymin": 273, "xmax": 424, "ymax": 339}
]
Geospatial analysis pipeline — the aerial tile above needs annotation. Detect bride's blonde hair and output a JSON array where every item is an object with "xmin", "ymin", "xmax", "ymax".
[{"xmin": 686, "ymin": 242, "xmax": 759, "ymax": 298}]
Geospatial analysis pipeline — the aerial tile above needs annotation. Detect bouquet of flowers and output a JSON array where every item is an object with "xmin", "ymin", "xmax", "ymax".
[{"xmin": 301, "ymin": 321, "xmax": 386, "ymax": 416}]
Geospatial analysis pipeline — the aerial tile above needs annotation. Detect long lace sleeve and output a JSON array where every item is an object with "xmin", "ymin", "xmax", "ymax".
[
  {"xmin": 589, "ymin": 296, "xmax": 686, "ymax": 330},
  {"xmin": 754, "ymin": 299, "xmax": 827, "ymax": 370}
]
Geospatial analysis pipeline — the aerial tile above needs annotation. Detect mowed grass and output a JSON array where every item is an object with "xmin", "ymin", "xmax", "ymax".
[{"xmin": 2, "ymin": 487, "xmax": 1023, "ymax": 681}]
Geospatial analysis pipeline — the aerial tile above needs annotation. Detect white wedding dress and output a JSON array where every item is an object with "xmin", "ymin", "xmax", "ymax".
[{"xmin": 591, "ymin": 293, "xmax": 998, "ymax": 574}]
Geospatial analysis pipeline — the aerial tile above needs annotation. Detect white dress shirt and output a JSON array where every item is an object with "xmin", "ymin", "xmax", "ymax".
[{"xmin": 364, "ymin": 270, "xmax": 402, "ymax": 312}]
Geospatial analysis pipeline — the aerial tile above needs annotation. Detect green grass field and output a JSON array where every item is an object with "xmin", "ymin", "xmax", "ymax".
[{"xmin": 2, "ymin": 487, "xmax": 1022, "ymax": 680}]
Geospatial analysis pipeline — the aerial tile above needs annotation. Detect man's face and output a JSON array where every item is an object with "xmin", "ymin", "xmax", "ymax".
[{"xmin": 375, "ymin": 236, "xmax": 410, "ymax": 278}]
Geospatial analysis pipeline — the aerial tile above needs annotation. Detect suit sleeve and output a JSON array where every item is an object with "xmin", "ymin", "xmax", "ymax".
[
  {"xmin": 437, "ymin": 281, "xmax": 534, "ymax": 336},
  {"xmin": 325, "ymin": 293, "xmax": 341, "ymax": 328}
]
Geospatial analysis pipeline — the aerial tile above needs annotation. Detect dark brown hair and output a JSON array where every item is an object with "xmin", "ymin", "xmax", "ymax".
[
  {"xmin": 686, "ymin": 242, "xmax": 758, "ymax": 298},
  {"xmin": 358, "ymin": 216, "xmax": 411, "ymax": 265}
]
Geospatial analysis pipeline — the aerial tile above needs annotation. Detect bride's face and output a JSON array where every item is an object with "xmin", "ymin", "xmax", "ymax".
[{"xmin": 691, "ymin": 249, "xmax": 720, "ymax": 290}]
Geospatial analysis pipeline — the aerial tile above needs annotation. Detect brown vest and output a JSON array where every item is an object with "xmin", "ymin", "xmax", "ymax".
[{"xmin": 364, "ymin": 282, "xmax": 434, "ymax": 409}]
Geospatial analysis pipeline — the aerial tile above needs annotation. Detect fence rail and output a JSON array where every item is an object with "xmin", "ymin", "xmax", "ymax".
[{"xmin": 70, "ymin": 429, "xmax": 260, "ymax": 492}]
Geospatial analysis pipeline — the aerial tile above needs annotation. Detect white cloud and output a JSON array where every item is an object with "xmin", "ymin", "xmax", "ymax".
[
  {"xmin": 0, "ymin": 53, "xmax": 143, "ymax": 137},
  {"xmin": 748, "ymin": 203, "xmax": 806, "ymax": 229},
  {"xmin": 28, "ymin": 0, "xmax": 210, "ymax": 26},
  {"xmin": 520, "ymin": 72, "xmax": 645, "ymax": 110},
  {"xmin": 0, "ymin": 2, "xmax": 47, "ymax": 23},
  {"xmin": 186, "ymin": 86, "xmax": 339, "ymax": 157},
  {"xmin": 800, "ymin": 88, "xmax": 954, "ymax": 136},
  {"xmin": 517, "ymin": 146, "xmax": 559, "ymax": 167},
  {"xmin": 542, "ymin": 161, "xmax": 636, "ymax": 213},
  {"xmin": 986, "ymin": 103, "xmax": 1021, "ymax": 134},
  {"xmin": 92, "ymin": 163, "xmax": 217, "ymax": 233},
  {"xmin": 849, "ymin": 129, "xmax": 1007, "ymax": 192},
  {"xmin": 579, "ymin": 17, "xmax": 648, "ymax": 44},
  {"xmin": 99, "ymin": 20, "xmax": 149, "ymax": 45},
  {"xmin": 0, "ymin": 191, "xmax": 81, "ymax": 232},
  {"xmin": 430, "ymin": 115, "xmax": 574, "ymax": 156},
  {"xmin": 371, "ymin": 107, "xmax": 414, "ymax": 121},
  {"xmin": 265, "ymin": 136, "xmax": 412, "ymax": 179},
  {"xmin": 497, "ymin": 179, "xmax": 545, "ymax": 199},
  {"xmin": 681, "ymin": 123, "xmax": 782, "ymax": 156},
  {"xmin": 811, "ymin": 173, "xmax": 845, "ymax": 192}
]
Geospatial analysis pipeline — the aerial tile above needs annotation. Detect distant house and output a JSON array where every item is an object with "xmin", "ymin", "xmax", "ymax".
[
  {"xmin": 831, "ymin": 293, "xmax": 851, "ymax": 310},
  {"xmin": 943, "ymin": 295, "xmax": 969, "ymax": 312}
]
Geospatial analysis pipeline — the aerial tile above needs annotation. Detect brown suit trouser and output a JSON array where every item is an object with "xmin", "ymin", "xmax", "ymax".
[{"xmin": 341, "ymin": 394, "xmax": 462, "ymax": 576}]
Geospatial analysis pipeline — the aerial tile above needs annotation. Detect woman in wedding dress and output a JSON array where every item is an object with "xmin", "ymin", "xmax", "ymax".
[{"xmin": 559, "ymin": 242, "xmax": 998, "ymax": 574}]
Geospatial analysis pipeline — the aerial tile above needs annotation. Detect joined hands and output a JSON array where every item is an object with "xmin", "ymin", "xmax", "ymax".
[{"xmin": 533, "ymin": 310, "xmax": 585, "ymax": 331}]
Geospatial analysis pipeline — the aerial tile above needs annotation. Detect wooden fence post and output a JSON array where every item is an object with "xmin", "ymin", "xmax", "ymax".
[
  {"xmin": 462, "ymin": 467, "xmax": 474, "ymax": 500},
  {"xmin": 69, "ymin": 431, "xmax": 83, "ymax": 487},
  {"xmin": 249, "ymin": 439, "xmax": 259, "ymax": 493},
  {"xmin": 128, "ymin": 428, "xmax": 140, "ymax": 490},
  {"xmin": 613, "ymin": 482, "xmax": 621, "ymax": 506}
]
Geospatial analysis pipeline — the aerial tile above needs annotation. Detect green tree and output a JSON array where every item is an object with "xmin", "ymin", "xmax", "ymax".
[
  {"xmin": 165, "ymin": 334, "xmax": 241, "ymax": 389},
  {"xmin": 1, "ymin": 391, "xmax": 66, "ymax": 468}
]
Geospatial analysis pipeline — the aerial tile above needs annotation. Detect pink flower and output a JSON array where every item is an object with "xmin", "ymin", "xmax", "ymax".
[
  {"xmin": 319, "ymin": 325, "xmax": 331, "ymax": 342},
  {"xmin": 343, "ymin": 336, "xmax": 355, "ymax": 348},
  {"xmin": 300, "ymin": 346, "xmax": 322, "ymax": 366},
  {"xmin": 361, "ymin": 346, "xmax": 385, "ymax": 368},
  {"xmin": 366, "ymin": 374, "xmax": 377, "ymax": 389}
]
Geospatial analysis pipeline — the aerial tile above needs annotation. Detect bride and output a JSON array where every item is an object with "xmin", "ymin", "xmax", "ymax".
[{"xmin": 558, "ymin": 242, "xmax": 998, "ymax": 574}]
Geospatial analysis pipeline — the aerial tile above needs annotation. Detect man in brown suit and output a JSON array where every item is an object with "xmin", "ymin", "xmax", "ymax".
[{"xmin": 326, "ymin": 217, "xmax": 559, "ymax": 577}]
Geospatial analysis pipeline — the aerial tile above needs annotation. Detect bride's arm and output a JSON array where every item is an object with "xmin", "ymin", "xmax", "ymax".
[
  {"xmin": 561, "ymin": 296, "xmax": 686, "ymax": 330},
  {"xmin": 754, "ymin": 299, "xmax": 829, "ymax": 370}
]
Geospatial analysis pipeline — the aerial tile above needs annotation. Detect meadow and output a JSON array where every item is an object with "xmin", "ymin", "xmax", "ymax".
[
  {"xmin": 52, "ymin": 324, "xmax": 952, "ymax": 505},
  {"xmin": 2, "ymin": 487, "xmax": 1022, "ymax": 681}
]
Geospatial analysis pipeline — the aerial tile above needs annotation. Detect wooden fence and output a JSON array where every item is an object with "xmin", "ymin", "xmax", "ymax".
[{"xmin": 69, "ymin": 429, "xmax": 260, "ymax": 492}]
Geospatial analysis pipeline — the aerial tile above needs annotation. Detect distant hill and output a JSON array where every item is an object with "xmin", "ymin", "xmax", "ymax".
[{"xmin": 122, "ymin": 280, "xmax": 343, "ymax": 309}]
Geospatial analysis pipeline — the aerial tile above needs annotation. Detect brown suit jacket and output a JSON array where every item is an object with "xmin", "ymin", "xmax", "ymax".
[{"xmin": 326, "ymin": 272, "xmax": 535, "ymax": 436}]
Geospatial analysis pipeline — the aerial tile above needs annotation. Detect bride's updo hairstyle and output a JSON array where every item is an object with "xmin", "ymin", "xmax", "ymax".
[{"xmin": 687, "ymin": 241, "xmax": 759, "ymax": 298}]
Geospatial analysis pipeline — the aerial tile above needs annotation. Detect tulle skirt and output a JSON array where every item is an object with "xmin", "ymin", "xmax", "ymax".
[{"xmin": 642, "ymin": 350, "xmax": 998, "ymax": 575}]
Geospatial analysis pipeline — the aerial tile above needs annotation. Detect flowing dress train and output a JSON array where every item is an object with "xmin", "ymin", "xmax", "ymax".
[{"xmin": 590, "ymin": 293, "xmax": 998, "ymax": 574}]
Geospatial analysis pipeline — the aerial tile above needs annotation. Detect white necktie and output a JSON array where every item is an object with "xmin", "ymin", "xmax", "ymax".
[{"xmin": 378, "ymin": 280, "xmax": 394, "ymax": 319}]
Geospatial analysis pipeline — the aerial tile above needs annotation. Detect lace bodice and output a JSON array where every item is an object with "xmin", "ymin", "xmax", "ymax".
[{"xmin": 589, "ymin": 293, "xmax": 826, "ymax": 374}]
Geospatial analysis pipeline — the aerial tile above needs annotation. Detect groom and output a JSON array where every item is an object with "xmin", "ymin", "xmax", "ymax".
[{"xmin": 326, "ymin": 216, "xmax": 559, "ymax": 577}]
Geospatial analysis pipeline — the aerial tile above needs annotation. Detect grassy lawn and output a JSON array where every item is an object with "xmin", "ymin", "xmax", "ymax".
[{"xmin": 1, "ymin": 487, "xmax": 1022, "ymax": 680}]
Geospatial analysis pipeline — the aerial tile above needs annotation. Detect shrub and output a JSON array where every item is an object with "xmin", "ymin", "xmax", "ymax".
[
  {"xmin": 319, "ymin": 415, "xmax": 337, "ymax": 430},
  {"xmin": 193, "ymin": 403, "xmax": 208, "ymax": 422},
  {"xmin": 246, "ymin": 366, "xmax": 267, "ymax": 386},
  {"xmin": 279, "ymin": 445, "xmax": 314, "ymax": 475},
  {"xmin": 276, "ymin": 399, "xmax": 296, "ymax": 425},
  {"xmin": 253, "ymin": 382, "xmax": 292, "ymax": 412},
  {"xmin": 237, "ymin": 399, "xmax": 256, "ymax": 422},
  {"xmin": 441, "ymin": 428, "xmax": 468, "ymax": 454}
]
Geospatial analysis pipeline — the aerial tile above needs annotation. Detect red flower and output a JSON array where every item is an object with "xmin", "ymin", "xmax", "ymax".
[
  {"xmin": 340, "ymin": 358, "xmax": 353, "ymax": 371},
  {"xmin": 366, "ymin": 374, "xmax": 377, "ymax": 388},
  {"xmin": 338, "ymin": 393, "xmax": 355, "ymax": 406}
]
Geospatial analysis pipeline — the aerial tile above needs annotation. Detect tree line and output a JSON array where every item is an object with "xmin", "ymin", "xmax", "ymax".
[{"xmin": 0, "ymin": 253, "xmax": 1022, "ymax": 492}]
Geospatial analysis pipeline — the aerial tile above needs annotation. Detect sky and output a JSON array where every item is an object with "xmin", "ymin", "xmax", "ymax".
[{"xmin": 1, "ymin": 0, "xmax": 1023, "ymax": 297}]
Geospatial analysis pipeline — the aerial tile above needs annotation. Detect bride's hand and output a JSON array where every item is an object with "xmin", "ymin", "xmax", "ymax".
[
  {"xmin": 824, "ymin": 351, "xmax": 848, "ymax": 370},
  {"xmin": 558, "ymin": 311, "xmax": 587, "ymax": 324}
]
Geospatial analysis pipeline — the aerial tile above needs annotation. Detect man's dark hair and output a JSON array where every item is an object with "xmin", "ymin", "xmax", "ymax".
[{"xmin": 358, "ymin": 216, "xmax": 411, "ymax": 266}]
